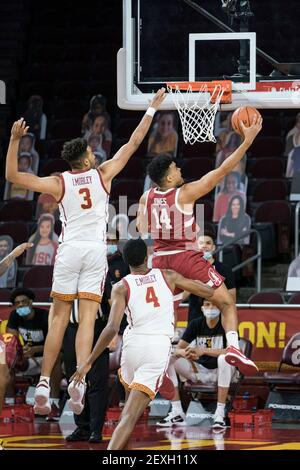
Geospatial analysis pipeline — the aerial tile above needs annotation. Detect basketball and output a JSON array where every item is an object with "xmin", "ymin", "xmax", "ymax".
[{"xmin": 231, "ymin": 107, "xmax": 261, "ymax": 136}]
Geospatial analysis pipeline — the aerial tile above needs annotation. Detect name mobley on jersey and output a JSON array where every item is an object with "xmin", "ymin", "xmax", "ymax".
[{"xmin": 58, "ymin": 168, "xmax": 109, "ymax": 243}]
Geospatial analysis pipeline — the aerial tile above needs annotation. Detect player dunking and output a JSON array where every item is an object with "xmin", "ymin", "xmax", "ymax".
[
  {"xmin": 137, "ymin": 116, "xmax": 263, "ymax": 375},
  {"xmin": 5, "ymin": 88, "xmax": 166, "ymax": 415},
  {"xmin": 71, "ymin": 238, "xmax": 213, "ymax": 450}
]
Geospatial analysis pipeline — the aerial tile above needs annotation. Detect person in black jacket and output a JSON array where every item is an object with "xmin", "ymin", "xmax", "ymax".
[
  {"xmin": 188, "ymin": 230, "xmax": 236, "ymax": 323},
  {"xmin": 157, "ymin": 299, "xmax": 236, "ymax": 430},
  {"xmin": 63, "ymin": 300, "xmax": 109, "ymax": 443}
]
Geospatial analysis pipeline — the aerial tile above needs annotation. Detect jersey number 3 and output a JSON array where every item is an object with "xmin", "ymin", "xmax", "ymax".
[
  {"xmin": 146, "ymin": 286, "xmax": 160, "ymax": 308},
  {"xmin": 79, "ymin": 188, "xmax": 92, "ymax": 209}
]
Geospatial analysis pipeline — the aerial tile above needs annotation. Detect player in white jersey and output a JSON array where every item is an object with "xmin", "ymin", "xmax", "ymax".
[
  {"xmin": 5, "ymin": 88, "xmax": 166, "ymax": 415},
  {"xmin": 71, "ymin": 238, "xmax": 213, "ymax": 450}
]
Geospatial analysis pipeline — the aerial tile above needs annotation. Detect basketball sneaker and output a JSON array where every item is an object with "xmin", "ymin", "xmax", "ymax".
[
  {"xmin": 67, "ymin": 397, "xmax": 85, "ymax": 415},
  {"xmin": 212, "ymin": 412, "xmax": 226, "ymax": 430},
  {"xmin": 225, "ymin": 346, "xmax": 259, "ymax": 376},
  {"xmin": 156, "ymin": 411, "xmax": 186, "ymax": 427},
  {"xmin": 67, "ymin": 379, "xmax": 86, "ymax": 415},
  {"xmin": 68, "ymin": 379, "xmax": 86, "ymax": 403},
  {"xmin": 34, "ymin": 378, "xmax": 51, "ymax": 414}
]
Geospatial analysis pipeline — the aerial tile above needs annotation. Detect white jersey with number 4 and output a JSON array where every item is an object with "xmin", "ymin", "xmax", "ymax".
[
  {"xmin": 58, "ymin": 168, "xmax": 109, "ymax": 243},
  {"xmin": 122, "ymin": 268, "xmax": 174, "ymax": 337}
]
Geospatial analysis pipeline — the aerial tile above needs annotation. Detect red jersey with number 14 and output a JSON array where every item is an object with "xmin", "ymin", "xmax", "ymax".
[{"xmin": 146, "ymin": 187, "xmax": 198, "ymax": 252}]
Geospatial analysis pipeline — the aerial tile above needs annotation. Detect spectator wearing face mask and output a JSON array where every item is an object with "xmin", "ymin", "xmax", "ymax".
[
  {"xmin": 188, "ymin": 231, "xmax": 236, "ymax": 324},
  {"xmin": 157, "ymin": 299, "xmax": 237, "ymax": 430},
  {"xmin": 5, "ymin": 288, "xmax": 62, "ymax": 414}
]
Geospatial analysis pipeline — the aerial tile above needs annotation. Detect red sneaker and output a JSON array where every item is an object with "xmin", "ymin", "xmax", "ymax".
[{"xmin": 225, "ymin": 346, "xmax": 259, "ymax": 376}]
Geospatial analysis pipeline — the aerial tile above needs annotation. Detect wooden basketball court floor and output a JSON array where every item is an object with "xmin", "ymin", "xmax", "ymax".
[{"xmin": 1, "ymin": 419, "xmax": 300, "ymax": 451}]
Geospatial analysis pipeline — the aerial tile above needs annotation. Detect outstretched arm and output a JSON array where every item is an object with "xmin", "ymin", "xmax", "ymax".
[
  {"xmin": 0, "ymin": 242, "xmax": 33, "ymax": 277},
  {"xmin": 71, "ymin": 282, "xmax": 127, "ymax": 383},
  {"xmin": 179, "ymin": 117, "xmax": 263, "ymax": 204},
  {"xmin": 163, "ymin": 269, "xmax": 213, "ymax": 299},
  {"xmin": 99, "ymin": 88, "xmax": 166, "ymax": 189},
  {"xmin": 136, "ymin": 192, "xmax": 149, "ymax": 236},
  {"xmin": 6, "ymin": 119, "xmax": 62, "ymax": 199}
]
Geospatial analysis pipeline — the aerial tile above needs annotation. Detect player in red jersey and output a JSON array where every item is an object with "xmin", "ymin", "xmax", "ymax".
[{"xmin": 137, "ymin": 116, "xmax": 262, "ymax": 375}]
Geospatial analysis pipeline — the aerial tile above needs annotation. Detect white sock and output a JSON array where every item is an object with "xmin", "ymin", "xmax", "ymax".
[
  {"xmin": 39, "ymin": 376, "xmax": 50, "ymax": 386},
  {"xmin": 216, "ymin": 402, "xmax": 225, "ymax": 417},
  {"xmin": 226, "ymin": 331, "xmax": 239, "ymax": 349},
  {"xmin": 172, "ymin": 400, "xmax": 184, "ymax": 415}
]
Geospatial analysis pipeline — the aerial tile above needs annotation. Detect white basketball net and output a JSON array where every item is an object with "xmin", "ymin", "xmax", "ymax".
[{"xmin": 167, "ymin": 83, "xmax": 224, "ymax": 144}]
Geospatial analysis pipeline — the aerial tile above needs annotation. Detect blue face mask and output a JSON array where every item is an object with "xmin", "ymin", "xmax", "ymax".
[
  {"xmin": 16, "ymin": 306, "xmax": 31, "ymax": 317},
  {"xmin": 107, "ymin": 244, "xmax": 118, "ymax": 256},
  {"xmin": 202, "ymin": 308, "xmax": 220, "ymax": 319},
  {"xmin": 203, "ymin": 251, "xmax": 213, "ymax": 261}
]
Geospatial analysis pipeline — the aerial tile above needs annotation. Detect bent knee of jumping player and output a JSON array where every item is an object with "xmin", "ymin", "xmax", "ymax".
[
  {"xmin": 210, "ymin": 284, "xmax": 238, "ymax": 331},
  {"xmin": 211, "ymin": 284, "xmax": 234, "ymax": 310}
]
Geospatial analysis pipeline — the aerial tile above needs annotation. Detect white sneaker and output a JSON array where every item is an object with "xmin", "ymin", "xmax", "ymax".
[
  {"xmin": 212, "ymin": 412, "xmax": 226, "ymax": 430},
  {"xmin": 67, "ymin": 379, "xmax": 86, "ymax": 415},
  {"xmin": 156, "ymin": 411, "xmax": 186, "ymax": 427},
  {"xmin": 67, "ymin": 398, "xmax": 85, "ymax": 415},
  {"xmin": 67, "ymin": 379, "xmax": 86, "ymax": 403},
  {"xmin": 34, "ymin": 379, "xmax": 51, "ymax": 411},
  {"xmin": 34, "ymin": 401, "xmax": 51, "ymax": 415}
]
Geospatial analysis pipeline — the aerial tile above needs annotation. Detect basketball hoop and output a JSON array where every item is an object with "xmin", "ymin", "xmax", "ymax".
[{"xmin": 167, "ymin": 81, "xmax": 232, "ymax": 144}]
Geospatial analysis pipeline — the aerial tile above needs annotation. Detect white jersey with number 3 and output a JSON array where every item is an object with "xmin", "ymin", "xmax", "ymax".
[
  {"xmin": 122, "ymin": 268, "xmax": 174, "ymax": 337},
  {"xmin": 58, "ymin": 168, "xmax": 109, "ymax": 243}
]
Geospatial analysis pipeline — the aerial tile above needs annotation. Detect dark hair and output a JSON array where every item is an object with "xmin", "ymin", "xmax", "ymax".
[
  {"xmin": 90, "ymin": 94, "xmax": 106, "ymax": 110},
  {"xmin": 203, "ymin": 229, "xmax": 216, "ymax": 242},
  {"xmin": 10, "ymin": 288, "xmax": 35, "ymax": 305},
  {"xmin": 27, "ymin": 95, "xmax": 43, "ymax": 111},
  {"xmin": 61, "ymin": 138, "xmax": 88, "ymax": 166},
  {"xmin": 147, "ymin": 154, "xmax": 175, "ymax": 186},
  {"xmin": 226, "ymin": 194, "xmax": 245, "ymax": 218},
  {"xmin": 122, "ymin": 238, "xmax": 147, "ymax": 267}
]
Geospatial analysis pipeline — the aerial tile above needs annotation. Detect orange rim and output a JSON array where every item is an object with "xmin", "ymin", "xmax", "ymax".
[{"xmin": 166, "ymin": 80, "xmax": 232, "ymax": 104}]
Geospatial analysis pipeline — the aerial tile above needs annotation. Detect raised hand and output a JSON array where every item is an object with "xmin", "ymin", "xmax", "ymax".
[
  {"xmin": 149, "ymin": 87, "xmax": 167, "ymax": 110},
  {"xmin": 10, "ymin": 118, "xmax": 29, "ymax": 141},
  {"xmin": 240, "ymin": 115, "xmax": 263, "ymax": 144}
]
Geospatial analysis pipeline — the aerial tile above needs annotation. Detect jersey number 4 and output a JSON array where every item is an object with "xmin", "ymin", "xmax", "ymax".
[
  {"xmin": 79, "ymin": 188, "xmax": 92, "ymax": 209},
  {"xmin": 146, "ymin": 286, "xmax": 160, "ymax": 308}
]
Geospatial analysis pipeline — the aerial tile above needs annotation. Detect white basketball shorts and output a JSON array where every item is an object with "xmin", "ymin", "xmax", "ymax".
[
  {"xmin": 51, "ymin": 241, "xmax": 107, "ymax": 303},
  {"xmin": 118, "ymin": 330, "xmax": 172, "ymax": 400}
]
